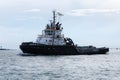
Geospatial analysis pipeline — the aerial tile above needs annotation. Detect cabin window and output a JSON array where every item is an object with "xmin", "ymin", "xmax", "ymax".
[
  {"xmin": 45, "ymin": 30, "xmax": 54, "ymax": 35},
  {"xmin": 49, "ymin": 40, "xmax": 52, "ymax": 42}
]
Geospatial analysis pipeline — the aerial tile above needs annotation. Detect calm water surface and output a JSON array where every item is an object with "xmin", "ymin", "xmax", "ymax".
[{"xmin": 0, "ymin": 49, "xmax": 120, "ymax": 80}]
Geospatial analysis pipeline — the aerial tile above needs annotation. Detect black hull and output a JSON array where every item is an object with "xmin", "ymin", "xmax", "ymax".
[{"xmin": 20, "ymin": 42, "xmax": 109, "ymax": 55}]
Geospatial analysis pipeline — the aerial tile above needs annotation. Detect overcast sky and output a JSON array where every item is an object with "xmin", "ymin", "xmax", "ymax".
[{"xmin": 0, "ymin": 0, "xmax": 120, "ymax": 49}]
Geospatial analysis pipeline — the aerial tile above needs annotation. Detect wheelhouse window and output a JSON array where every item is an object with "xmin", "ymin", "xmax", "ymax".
[{"xmin": 45, "ymin": 30, "xmax": 54, "ymax": 35}]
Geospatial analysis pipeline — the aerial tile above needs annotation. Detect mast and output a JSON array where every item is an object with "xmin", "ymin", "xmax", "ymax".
[
  {"xmin": 52, "ymin": 10, "xmax": 56, "ymax": 45},
  {"xmin": 52, "ymin": 11, "xmax": 63, "ymax": 45},
  {"xmin": 53, "ymin": 10, "xmax": 56, "ymax": 25}
]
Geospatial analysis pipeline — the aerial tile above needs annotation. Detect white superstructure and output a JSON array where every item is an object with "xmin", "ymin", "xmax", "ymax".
[{"xmin": 36, "ymin": 11, "xmax": 66, "ymax": 45}]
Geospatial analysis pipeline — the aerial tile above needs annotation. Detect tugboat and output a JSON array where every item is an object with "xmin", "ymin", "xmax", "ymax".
[{"xmin": 20, "ymin": 11, "xmax": 109, "ymax": 55}]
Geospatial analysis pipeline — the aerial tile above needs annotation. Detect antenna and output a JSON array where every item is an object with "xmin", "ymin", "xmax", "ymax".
[{"xmin": 53, "ymin": 10, "xmax": 56, "ymax": 24}]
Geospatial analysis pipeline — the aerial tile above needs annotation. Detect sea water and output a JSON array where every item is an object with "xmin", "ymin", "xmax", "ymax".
[{"xmin": 0, "ymin": 49, "xmax": 120, "ymax": 80}]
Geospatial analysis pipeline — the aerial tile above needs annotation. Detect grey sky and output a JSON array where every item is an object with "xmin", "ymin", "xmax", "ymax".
[{"xmin": 0, "ymin": 0, "xmax": 120, "ymax": 49}]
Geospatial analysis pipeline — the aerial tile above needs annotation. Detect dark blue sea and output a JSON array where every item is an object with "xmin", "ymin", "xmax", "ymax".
[{"xmin": 0, "ymin": 49, "xmax": 120, "ymax": 80}]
